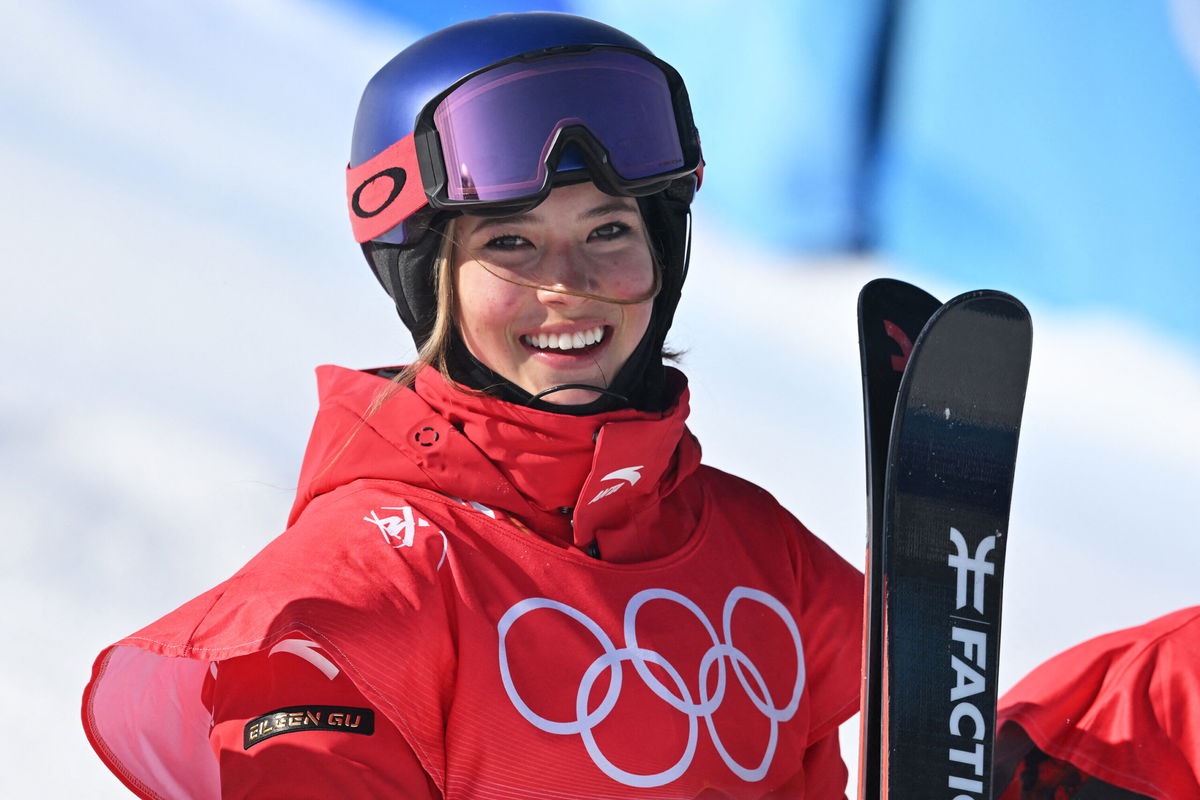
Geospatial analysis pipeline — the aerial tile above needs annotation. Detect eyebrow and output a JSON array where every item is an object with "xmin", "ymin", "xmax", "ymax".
[{"xmin": 467, "ymin": 199, "xmax": 639, "ymax": 232}]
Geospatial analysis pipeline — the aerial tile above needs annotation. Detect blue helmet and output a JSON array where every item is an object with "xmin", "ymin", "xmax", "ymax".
[{"xmin": 349, "ymin": 12, "xmax": 701, "ymax": 412}]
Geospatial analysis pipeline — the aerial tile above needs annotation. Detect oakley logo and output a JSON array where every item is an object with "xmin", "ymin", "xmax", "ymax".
[
  {"xmin": 497, "ymin": 587, "xmax": 805, "ymax": 788},
  {"xmin": 588, "ymin": 465, "xmax": 644, "ymax": 505},
  {"xmin": 351, "ymin": 167, "xmax": 407, "ymax": 218}
]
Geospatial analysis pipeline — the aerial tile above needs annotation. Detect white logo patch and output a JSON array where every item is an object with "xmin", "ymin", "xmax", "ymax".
[
  {"xmin": 364, "ymin": 506, "xmax": 425, "ymax": 547},
  {"xmin": 587, "ymin": 465, "xmax": 644, "ymax": 505},
  {"xmin": 269, "ymin": 638, "xmax": 340, "ymax": 680},
  {"xmin": 948, "ymin": 527, "xmax": 996, "ymax": 614},
  {"xmin": 364, "ymin": 506, "xmax": 448, "ymax": 570},
  {"xmin": 497, "ymin": 586, "xmax": 805, "ymax": 787}
]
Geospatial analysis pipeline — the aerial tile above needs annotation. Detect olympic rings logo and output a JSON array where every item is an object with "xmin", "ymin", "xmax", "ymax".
[{"xmin": 497, "ymin": 587, "xmax": 805, "ymax": 788}]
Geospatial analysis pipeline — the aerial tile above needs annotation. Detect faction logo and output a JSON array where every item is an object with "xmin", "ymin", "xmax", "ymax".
[
  {"xmin": 945, "ymin": 526, "xmax": 999, "ymax": 797},
  {"xmin": 883, "ymin": 318, "xmax": 917, "ymax": 373},
  {"xmin": 497, "ymin": 586, "xmax": 805, "ymax": 788}
]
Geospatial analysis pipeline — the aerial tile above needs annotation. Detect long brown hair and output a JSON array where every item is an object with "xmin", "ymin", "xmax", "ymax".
[{"xmin": 364, "ymin": 224, "xmax": 460, "ymax": 415}]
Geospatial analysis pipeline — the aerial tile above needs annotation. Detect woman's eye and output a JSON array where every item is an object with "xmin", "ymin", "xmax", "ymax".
[
  {"xmin": 589, "ymin": 222, "xmax": 631, "ymax": 241},
  {"xmin": 484, "ymin": 234, "xmax": 530, "ymax": 250}
]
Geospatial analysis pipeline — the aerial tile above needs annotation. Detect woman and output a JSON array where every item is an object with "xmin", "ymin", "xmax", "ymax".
[{"xmin": 82, "ymin": 12, "xmax": 863, "ymax": 799}]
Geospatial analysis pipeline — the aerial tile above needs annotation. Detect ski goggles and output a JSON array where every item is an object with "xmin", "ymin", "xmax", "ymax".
[{"xmin": 347, "ymin": 47, "xmax": 702, "ymax": 244}]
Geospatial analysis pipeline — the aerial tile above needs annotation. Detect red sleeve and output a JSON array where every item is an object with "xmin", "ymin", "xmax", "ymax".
[
  {"xmin": 997, "ymin": 607, "xmax": 1200, "ymax": 800},
  {"xmin": 763, "ymin": 729, "xmax": 850, "ymax": 800},
  {"xmin": 799, "ymin": 729, "xmax": 851, "ymax": 800},
  {"xmin": 205, "ymin": 640, "xmax": 441, "ymax": 799}
]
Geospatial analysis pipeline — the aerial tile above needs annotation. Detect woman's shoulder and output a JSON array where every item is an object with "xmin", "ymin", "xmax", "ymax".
[
  {"xmin": 689, "ymin": 463, "xmax": 801, "ymax": 526},
  {"xmin": 688, "ymin": 462, "xmax": 861, "ymax": 578},
  {"xmin": 277, "ymin": 478, "xmax": 461, "ymax": 566},
  {"xmin": 692, "ymin": 462, "xmax": 780, "ymax": 499},
  {"xmin": 120, "ymin": 479, "xmax": 460, "ymax": 662}
]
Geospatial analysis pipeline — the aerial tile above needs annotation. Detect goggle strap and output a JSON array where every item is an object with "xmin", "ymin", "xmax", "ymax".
[{"xmin": 346, "ymin": 134, "xmax": 429, "ymax": 243}]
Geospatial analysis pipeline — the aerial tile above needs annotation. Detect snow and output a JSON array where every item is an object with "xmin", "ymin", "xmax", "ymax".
[{"xmin": 2, "ymin": 1, "xmax": 1197, "ymax": 795}]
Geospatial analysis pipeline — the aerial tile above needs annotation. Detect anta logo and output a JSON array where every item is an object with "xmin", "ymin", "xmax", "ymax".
[
  {"xmin": 243, "ymin": 705, "xmax": 374, "ymax": 749},
  {"xmin": 587, "ymin": 465, "xmax": 644, "ymax": 505},
  {"xmin": 269, "ymin": 638, "xmax": 339, "ymax": 680}
]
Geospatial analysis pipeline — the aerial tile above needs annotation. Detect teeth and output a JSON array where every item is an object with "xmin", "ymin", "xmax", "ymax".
[{"xmin": 523, "ymin": 326, "xmax": 605, "ymax": 351}]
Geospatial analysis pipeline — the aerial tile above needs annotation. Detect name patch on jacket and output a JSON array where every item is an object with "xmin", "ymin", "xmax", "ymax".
[{"xmin": 243, "ymin": 705, "xmax": 375, "ymax": 749}]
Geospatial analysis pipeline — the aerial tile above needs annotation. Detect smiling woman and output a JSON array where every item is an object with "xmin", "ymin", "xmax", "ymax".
[
  {"xmin": 453, "ymin": 183, "xmax": 657, "ymax": 406},
  {"xmin": 80, "ymin": 11, "xmax": 864, "ymax": 800}
]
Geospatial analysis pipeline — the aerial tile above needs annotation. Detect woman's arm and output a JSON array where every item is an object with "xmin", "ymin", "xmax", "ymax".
[
  {"xmin": 205, "ymin": 641, "xmax": 441, "ymax": 799},
  {"xmin": 764, "ymin": 729, "xmax": 850, "ymax": 800}
]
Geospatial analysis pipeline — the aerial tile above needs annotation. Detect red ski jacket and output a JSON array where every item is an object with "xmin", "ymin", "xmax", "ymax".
[
  {"xmin": 995, "ymin": 606, "xmax": 1200, "ymax": 799},
  {"xmin": 82, "ymin": 365, "xmax": 863, "ymax": 799}
]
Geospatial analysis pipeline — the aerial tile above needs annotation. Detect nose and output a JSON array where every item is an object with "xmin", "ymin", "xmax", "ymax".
[{"xmin": 534, "ymin": 242, "xmax": 593, "ymax": 300}]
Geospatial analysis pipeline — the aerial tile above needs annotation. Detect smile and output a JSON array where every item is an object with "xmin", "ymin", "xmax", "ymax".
[{"xmin": 521, "ymin": 326, "xmax": 606, "ymax": 352}]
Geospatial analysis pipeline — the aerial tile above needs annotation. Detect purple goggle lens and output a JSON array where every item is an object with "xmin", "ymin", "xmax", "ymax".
[{"xmin": 431, "ymin": 49, "xmax": 687, "ymax": 203}]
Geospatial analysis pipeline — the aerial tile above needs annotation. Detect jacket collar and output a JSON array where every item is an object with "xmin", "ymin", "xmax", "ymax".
[{"xmin": 289, "ymin": 365, "xmax": 699, "ymax": 556}]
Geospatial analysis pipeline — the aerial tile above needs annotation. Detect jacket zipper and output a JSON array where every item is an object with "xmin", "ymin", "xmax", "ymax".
[{"xmin": 561, "ymin": 506, "xmax": 601, "ymax": 559}]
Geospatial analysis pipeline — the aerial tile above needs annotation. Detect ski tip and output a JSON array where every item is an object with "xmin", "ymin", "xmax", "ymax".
[
  {"xmin": 941, "ymin": 291, "xmax": 1034, "ymax": 343},
  {"xmin": 859, "ymin": 277, "xmax": 938, "ymax": 303},
  {"xmin": 857, "ymin": 278, "xmax": 942, "ymax": 320},
  {"xmin": 945, "ymin": 289, "xmax": 1030, "ymax": 318}
]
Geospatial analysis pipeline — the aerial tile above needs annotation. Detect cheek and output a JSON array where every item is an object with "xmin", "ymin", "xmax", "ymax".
[
  {"xmin": 455, "ymin": 266, "xmax": 523, "ymax": 344},
  {"xmin": 603, "ymin": 252, "xmax": 657, "ymax": 301}
]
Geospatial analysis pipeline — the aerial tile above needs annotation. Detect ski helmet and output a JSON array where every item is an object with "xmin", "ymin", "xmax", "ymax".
[{"xmin": 346, "ymin": 12, "xmax": 702, "ymax": 411}]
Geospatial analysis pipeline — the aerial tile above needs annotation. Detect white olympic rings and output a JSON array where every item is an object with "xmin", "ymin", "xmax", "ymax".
[{"xmin": 496, "ymin": 586, "xmax": 805, "ymax": 788}]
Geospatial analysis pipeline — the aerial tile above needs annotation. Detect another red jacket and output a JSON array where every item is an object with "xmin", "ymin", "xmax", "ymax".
[
  {"xmin": 995, "ymin": 606, "xmax": 1200, "ymax": 800},
  {"xmin": 83, "ymin": 365, "xmax": 863, "ymax": 799}
]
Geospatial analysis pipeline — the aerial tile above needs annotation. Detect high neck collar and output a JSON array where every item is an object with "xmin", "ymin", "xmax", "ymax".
[
  {"xmin": 292, "ymin": 364, "xmax": 699, "ymax": 559},
  {"xmin": 414, "ymin": 366, "xmax": 660, "ymax": 515}
]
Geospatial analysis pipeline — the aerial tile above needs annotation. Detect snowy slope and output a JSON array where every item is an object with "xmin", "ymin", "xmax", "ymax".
[{"xmin": 2, "ymin": 1, "xmax": 1198, "ymax": 796}]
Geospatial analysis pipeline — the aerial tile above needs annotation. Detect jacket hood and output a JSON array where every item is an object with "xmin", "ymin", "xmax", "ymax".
[{"xmin": 287, "ymin": 365, "xmax": 701, "ymax": 557}]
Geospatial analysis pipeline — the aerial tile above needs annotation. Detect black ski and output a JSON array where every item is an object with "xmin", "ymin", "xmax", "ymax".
[
  {"xmin": 856, "ymin": 278, "xmax": 942, "ymax": 800},
  {"xmin": 878, "ymin": 289, "xmax": 1032, "ymax": 799}
]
